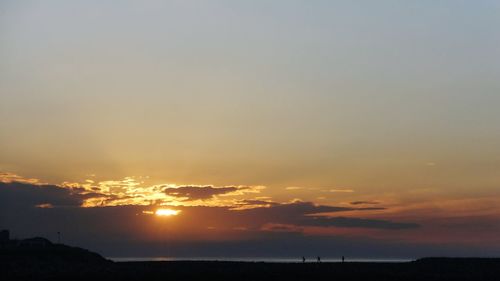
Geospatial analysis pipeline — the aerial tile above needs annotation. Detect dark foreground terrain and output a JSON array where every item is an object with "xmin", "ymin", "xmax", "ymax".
[
  {"xmin": 1, "ymin": 241, "xmax": 500, "ymax": 281},
  {"xmin": 3, "ymin": 257, "xmax": 500, "ymax": 281}
]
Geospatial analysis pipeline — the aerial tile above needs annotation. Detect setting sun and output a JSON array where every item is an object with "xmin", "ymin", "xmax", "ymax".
[{"xmin": 155, "ymin": 208, "xmax": 181, "ymax": 217}]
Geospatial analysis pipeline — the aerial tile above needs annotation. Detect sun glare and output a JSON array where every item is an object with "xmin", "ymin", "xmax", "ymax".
[{"xmin": 155, "ymin": 208, "xmax": 181, "ymax": 217}]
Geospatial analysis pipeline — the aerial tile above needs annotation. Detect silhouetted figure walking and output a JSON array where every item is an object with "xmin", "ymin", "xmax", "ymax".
[
  {"xmin": 317, "ymin": 256, "xmax": 321, "ymax": 263},
  {"xmin": 302, "ymin": 256, "xmax": 306, "ymax": 263},
  {"xmin": 342, "ymin": 256, "xmax": 345, "ymax": 263}
]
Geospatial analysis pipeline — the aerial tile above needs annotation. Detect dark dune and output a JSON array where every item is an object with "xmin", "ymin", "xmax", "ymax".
[{"xmin": 1, "ymin": 240, "xmax": 500, "ymax": 281}]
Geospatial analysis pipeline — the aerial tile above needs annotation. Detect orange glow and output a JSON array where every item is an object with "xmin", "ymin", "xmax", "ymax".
[{"xmin": 155, "ymin": 208, "xmax": 181, "ymax": 217}]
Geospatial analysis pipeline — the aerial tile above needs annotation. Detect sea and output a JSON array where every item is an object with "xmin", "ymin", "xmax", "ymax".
[{"xmin": 108, "ymin": 257, "xmax": 413, "ymax": 263}]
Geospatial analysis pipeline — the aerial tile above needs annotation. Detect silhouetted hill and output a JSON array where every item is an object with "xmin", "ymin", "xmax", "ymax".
[
  {"xmin": 0, "ymin": 237, "xmax": 108, "ymax": 264},
  {"xmin": 1, "ymin": 236, "xmax": 110, "ymax": 280}
]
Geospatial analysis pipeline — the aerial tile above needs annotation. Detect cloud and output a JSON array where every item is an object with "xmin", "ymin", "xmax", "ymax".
[
  {"xmin": 287, "ymin": 187, "xmax": 355, "ymax": 193},
  {"xmin": 35, "ymin": 203, "xmax": 54, "ymax": 208},
  {"xmin": 0, "ymin": 179, "xmax": 417, "ymax": 233},
  {"xmin": 0, "ymin": 172, "xmax": 44, "ymax": 185},
  {"xmin": 0, "ymin": 181, "xmax": 86, "ymax": 208},
  {"xmin": 0, "ymin": 172, "xmax": 419, "ymax": 250},
  {"xmin": 0, "ymin": 174, "xmax": 121, "ymax": 208},
  {"xmin": 164, "ymin": 185, "xmax": 253, "ymax": 201},
  {"xmin": 243, "ymin": 201, "xmax": 353, "ymax": 218},
  {"xmin": 58, "ymin": 174, "xmax": 265, "ymax": 207},
  {"xmin": 232, "ymin": 199, "xmax": 279, "ymax": 209},
  {"xmin": 350, "ymin": 201, "xmax": 380, "ymax": 205},
  {"xmin": 164, "ymin": 185, "xmax": 237, "ymax": 200},
  {"xmin": 233, "ymin": 201, "xmax": 412, "ymax": 230},
  {"xmin": 328, "ymin": 189, "xmax": 355, "ymax": 193},
  {"xmin": 299, "ymin": 216, "xmax": 419, "ymax": 230},
  {"xmin": 0, "ymin": 173, "xmax": 265, "ymax": 208},
  {"xmin": 260, "ymin": 223, "xmax": 303, "ymax": 233}
]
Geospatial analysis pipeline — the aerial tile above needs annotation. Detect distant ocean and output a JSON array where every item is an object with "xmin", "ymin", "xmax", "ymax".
[{"xmin": 108, "ymin": 257, "xmax": 413, "ymax": 263}]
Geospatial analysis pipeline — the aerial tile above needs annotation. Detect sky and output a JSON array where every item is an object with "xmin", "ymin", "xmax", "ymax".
[{"xmin": 1, "ymin": 0, "xmax": 500, "ymax": 258}]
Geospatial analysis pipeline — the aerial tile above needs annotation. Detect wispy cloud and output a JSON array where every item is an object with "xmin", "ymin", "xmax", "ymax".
[
  {"xmin": 285, "ymin": 186, "xmax": 303, "ymax": 190},
  {"xmin": 0, "ymin": 172, "xmax": 45, "ymax": 185},
  {"xmin": 328, "ymin": 189, "xmax": 355, "ymax": 193},
  {"xmin": 350, "ymin": 201, "xmax": 380, "ymax": 205},
  {"xmin": 164, "ymin": 185, "xmax": 244, "ymax": 200}
]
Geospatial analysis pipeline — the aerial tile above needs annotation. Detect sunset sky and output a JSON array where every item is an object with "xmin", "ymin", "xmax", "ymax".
[{"xmin": 1, "ymin": 1, "xmax": 500, "ymax": 258}]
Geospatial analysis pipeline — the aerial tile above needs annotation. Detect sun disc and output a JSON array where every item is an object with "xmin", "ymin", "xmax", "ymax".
[{"xmin": 155, "ymin": 208, "xmax": 180, "ymax": 217}]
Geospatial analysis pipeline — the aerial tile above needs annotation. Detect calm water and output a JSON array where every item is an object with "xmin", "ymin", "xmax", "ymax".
[{"xmin": 109, "ymin": 257, "xmax": 413, "ymax": 263}]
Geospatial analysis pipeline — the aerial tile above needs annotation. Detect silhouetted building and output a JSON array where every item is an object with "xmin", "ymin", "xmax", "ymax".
[{"xmin": 0, "ymin": 229, "xmax": 9, "ymax": 242}]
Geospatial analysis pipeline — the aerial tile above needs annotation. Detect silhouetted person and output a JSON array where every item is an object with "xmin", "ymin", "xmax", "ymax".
[
  {"xmin": 342, "ymin": 256, "xmax": 345, "ymax": 263},
  {"xmin": 317, "ymin": 256, "xmax": 321, "ymax": 263},
  {"xmin": 302, "ymin": 256, "xmax": 306, "ymax": 263}
]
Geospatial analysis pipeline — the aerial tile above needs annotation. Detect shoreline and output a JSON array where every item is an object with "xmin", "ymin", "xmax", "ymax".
[{"xmin": 108, "ymin": 257, "xmax": 414, "ymax": 263}]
